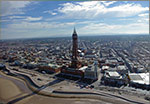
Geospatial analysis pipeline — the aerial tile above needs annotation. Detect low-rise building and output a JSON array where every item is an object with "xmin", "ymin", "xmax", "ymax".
[
  {"xmin": 38, "ymin": 63, "xmax": 61, "ymax": 73},
  {"xmin": 101, "ymin": 65, "xmax": 109, "ymax": 73},
  {"xmin": 103, "ymin": 71, "xmax": 125, "ymax": 87},
  {"xmin": 84, "ymin": 61, "xmax": 99, "ymax": 80},
  {"xmin": 117, "ymin": 65, "xmax": 128, "ymax": 75},
  {"xmin": 128, "ymin": 73, "xmax": 150, "ymax": 90},
  {"xmin": 61, "ymin": 67, "xmax": 84, "ymax": 78}
]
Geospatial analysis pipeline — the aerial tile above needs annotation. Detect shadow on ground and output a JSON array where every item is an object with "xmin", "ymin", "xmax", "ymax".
[{"xmin": 7, "ymin": 78, "xmax": 64, "ymax": 104}]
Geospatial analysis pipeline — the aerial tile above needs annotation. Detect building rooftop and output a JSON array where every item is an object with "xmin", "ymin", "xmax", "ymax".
[
  {"xmin": 78, "ymin": 66, "xmax": 88, "ymax": 71},
  {"xmin": 102, "ymin": 66, "xmax": 109, "ymax": 70},
  {"xmin": 48, "ymin": 63, "xmax": 60, "ymax": 69},
  {"xmin": 129, "ymin": 73, "xmax": 149, "ymax": 85},
  {"xmin": 105, "ymin": 71, "xmax": 122, "ymax": 79},
  {"xmin": 117, "ymin": 65, "xmax": 127, "ymax": 70}
]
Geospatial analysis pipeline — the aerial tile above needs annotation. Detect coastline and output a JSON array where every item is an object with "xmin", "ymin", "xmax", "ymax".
[
  {"xmin": 0, "ymin": 71, "xmax": 114, "ymax": 104},
  {"xmin": 0, "ymin": 70, "xmax": 149, "ymax": 104}
]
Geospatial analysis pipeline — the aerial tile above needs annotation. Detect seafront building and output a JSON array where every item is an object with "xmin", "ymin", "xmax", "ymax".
[
  {"xmin": 128, "ymin": 73, "xmax": 150, "ymax": 90},
  {"xmin": 84, "ymin": 61, "xmax": 99, "ymax": 80}
]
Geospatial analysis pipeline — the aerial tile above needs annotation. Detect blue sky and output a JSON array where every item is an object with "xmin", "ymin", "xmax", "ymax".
[{"xmin": 1, "ymin": 1, "xmax": 149, "ymax": 39}]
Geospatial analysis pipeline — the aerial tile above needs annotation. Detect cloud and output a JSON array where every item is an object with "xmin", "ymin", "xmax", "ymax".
[
  {"xmin": 57, "ymin": 1, "xmax": 148, "ymax": 19},
  {"xmin": 137, "ymin": 18, "xmax": 149, "ymax": 23},
  {"xmin": 6, "ymin": 21, "xmax": 76, "ymax": 30},
  {"xmin": 138, "ymin": 13, "xmax": 149, "ymax": 17},
  {"xmin": 25, "ymin": 16, "xmax": 43, "ymax": 21},
  {"xmin": 78, "ymin": 22, "xmax": 149, "ymax": 35},
  {"xmin": 107, "ymin": 4, "xmax": 149, "ymax": 17},
  {"xmin": 1, "ymin": 21, "xmax": 76, "ymax": 39},
  {"xmin": 0, "ymin": 19, "xmax": 10, "ymax": 22},
  {"xmin": 1, "ymin": 16, "xmax": 43, "ymax": 23},
  {"xmin": 1, "ymin": 1, "xmax": 32, "ymax": 16},
  {"xmin": 1, "ymin": 20, "xmax": 148, "ymax": 39},
  {"xmin": 137, "ymin": 13, "xmax": 149, "ymax": 23},
  {"xmin": 101, "ymin": 1, "xmax": 117, "ymax": 6},
  {"xmin": 3, "ymin": 20, "xmax": 149, "ymax": 36},
  {"xmin": 9, "ymin": 16, "xmax": 25, "ymax": 19},
  {"xmin": 1, "ymin": 1, "xmax": 149, "ymax": 39},
  {"xmin": 43, "ymin": 10, "xmax": 57, "ymax": 15}
]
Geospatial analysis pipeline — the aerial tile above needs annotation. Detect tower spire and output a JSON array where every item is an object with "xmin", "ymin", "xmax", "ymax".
[
  {"xmin": 73, "ymin": 27, "xmax": 77, "ymax": 34},
  {"xmin": 72, "ymin": 27, "xmax": 78, "ymax": 68}
]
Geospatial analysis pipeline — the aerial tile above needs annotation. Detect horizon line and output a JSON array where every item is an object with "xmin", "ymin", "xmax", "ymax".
[{"xmin": 0, "ymin": 34, "xmax": 150, "ymax": 41}]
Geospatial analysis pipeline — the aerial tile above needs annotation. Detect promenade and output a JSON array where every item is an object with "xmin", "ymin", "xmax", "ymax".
[{"xmin": 0, "ymin": 65, "xmax": 149, "ymax": 104}]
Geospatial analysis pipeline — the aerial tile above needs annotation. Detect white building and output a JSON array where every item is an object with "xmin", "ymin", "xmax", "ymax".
[
  {"xmin": 84, "ymin": 61, "xmax": 99, "ymax": 80},
  {"xmin": 103, "ymin": 71, "xmax": 125, "ymax": 87},
  {"xmin": 128, "ymin": 73, "xmax": 150, "ymax": 90}
]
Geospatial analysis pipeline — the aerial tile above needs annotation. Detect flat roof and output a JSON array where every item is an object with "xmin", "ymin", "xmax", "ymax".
[
  {"xmin": 78, "ymin": 66, "xmax": 88, "ymax": 71},
  {"xmin": 102, "ymin": 66, "xmax": 109, "ymax": 69},
  {"xmin": 117, "ymin": 65, "xmax": 126, "ymax": 70},
  {"xmin": 107, "ymin": 71, "xmax": 120, "ymax": 77},
  {"xmin": 129, "ymin": 73, "xmax": 149, "ymax": 85},
  {"xmin": 105, "ymin": 71, "xmax": 122, "ymax": 79}
]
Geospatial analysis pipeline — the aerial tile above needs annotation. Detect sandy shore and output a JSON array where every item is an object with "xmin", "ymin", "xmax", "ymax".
[
  {"xmin": 15, "ymin": 95, "xmax": 109, "ymax": 104},
  {"xmin": 0, "ymin": 72, "xmax": 111, "ymax": 104},
  {"xmin": 0, "ymin": 78, "xmax": 108, "ymax": 104},
  {"xmin": 0, "ymin": 70, "xmax": 149, "ymax": 104},
  {"xmin": 0, "ymin": 78, "xmax": 22, "ymax": 100}
]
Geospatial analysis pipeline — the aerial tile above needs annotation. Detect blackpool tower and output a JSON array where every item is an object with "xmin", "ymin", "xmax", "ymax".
[{"xmin": 71, "ymin": 27, "xmax": 78, "ymax": 68}]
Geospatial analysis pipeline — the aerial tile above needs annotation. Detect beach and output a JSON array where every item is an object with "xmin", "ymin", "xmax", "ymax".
[
  {"xmin": 0, "ymin": 78, "xmax": 22, "ymax": 100},
  {"xmin": 0, "ymin": 72, "xmax": 111, "ymax": 104}
]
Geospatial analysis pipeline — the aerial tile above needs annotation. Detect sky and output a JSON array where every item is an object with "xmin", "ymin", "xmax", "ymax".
[{"xmin": 0, "ymin": 1, "xmax": 149, "ymax": 39}]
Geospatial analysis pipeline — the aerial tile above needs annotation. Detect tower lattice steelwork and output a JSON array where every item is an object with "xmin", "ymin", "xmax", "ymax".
[{"xmin": 71, "ymin": 28, "xmax": 78, "ymax": 68}]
